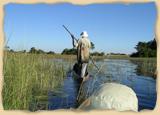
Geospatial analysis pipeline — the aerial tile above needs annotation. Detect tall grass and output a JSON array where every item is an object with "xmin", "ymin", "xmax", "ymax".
[
  {"xmin": 2, "ymin": 52, "xmax": 66, "ymax": 110},
  {"xmin": 129, "ymin": 58, "xmax": 156, "ymax": 78}
]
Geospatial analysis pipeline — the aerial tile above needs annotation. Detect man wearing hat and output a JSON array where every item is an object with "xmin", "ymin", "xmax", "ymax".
[{"xmin": 72, "ymin": 31, "xmax": 91, "ymax": 79}]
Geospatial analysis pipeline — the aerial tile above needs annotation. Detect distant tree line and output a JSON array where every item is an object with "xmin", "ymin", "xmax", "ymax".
[
  {"xmin": 61, "ymin": 42, "xmax": 104, "ymax": 56},
  {"xmin": 90, "ymin": 51, "xmax": 105, "ymax": 56},
  {"xmin": 7, "ymin": 38, "xmax": 156, "ymax": 58},
  {"xmin": 130, "ymin": 39, "xmax": 157, "ymax": 57},
  {"xmin": 6, "ymin": 47, "xmax": 55, "ymax": 55},
  {"xmin": 61, "ymin": 42, "xmax": 95, "ymax": 55},
  {"xmin": 61, "ymin": 48, "xmax": 77, "ymax": 55},
  {"xmin": 61, "ymin": 48, "xmax": 105, "ymax": 56},
  {"xmin": 108, "ymin": 53, "xmax": 126, "ymax": 55}
]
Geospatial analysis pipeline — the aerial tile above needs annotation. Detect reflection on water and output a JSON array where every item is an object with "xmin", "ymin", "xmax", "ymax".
[
  {"xmin": 34, "ymin": 59, "xmax": 156, "ymax": 111},
  {"xmin": 48, "ymin": 72, "xmax": 79, "ymax": 110}
]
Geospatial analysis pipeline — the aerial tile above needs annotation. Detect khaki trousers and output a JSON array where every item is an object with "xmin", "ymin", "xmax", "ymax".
[{"xmin": 81, "ymin": 63, "xmax": 88, "ymax": 78}]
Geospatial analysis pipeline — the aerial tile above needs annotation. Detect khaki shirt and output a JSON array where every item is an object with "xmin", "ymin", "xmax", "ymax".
[{"xmin": 74, "ymin": 37, "xmax": 91, "ymax": 63}]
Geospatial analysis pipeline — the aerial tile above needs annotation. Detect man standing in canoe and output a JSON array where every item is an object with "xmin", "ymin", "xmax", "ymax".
[{"xmin": 72, "ymin": 31, "xmax": 91, "ymax": 79}]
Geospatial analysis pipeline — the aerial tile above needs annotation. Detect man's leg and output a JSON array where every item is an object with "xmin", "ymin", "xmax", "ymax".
[
  {"xmin": 81, "ymin": 63, "xmax": 88, "ymax": 78},
  {"xmin": 77, "ymin": 63, "xmax": 89, "ymax": 101}
]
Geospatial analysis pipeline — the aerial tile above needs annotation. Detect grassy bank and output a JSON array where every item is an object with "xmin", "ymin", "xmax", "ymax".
[
  {"xmin": 42, "ymin": 54, "xmax": 157, "ymax": 78},
  {"xmin": 106, "ymin": 55, "xmax": 156, "ymax": 78},
  {"xmin": 129, "ymin": 58, "xmax": 156, "ymax": 78},
  {"xmin": 2, "ymin": 52, "xmax": 157, "ymax": 110},
  {"xmin": 2, "ymin": 52, "xmax": 66, "ymax": 110}
]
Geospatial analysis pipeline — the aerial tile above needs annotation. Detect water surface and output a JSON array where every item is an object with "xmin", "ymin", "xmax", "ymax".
[{"xmin": 47, "ymin": 59, "xmax": 156, "ymax": 111}]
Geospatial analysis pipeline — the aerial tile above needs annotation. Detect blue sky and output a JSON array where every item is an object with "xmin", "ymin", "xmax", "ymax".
[{"xmin": 4, "ymin": 2, "xmax": 157, "ymax": 54}]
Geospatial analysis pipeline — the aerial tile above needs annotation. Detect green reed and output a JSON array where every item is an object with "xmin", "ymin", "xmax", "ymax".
[
  {"xmin": 2, "ymin": 52, "xmax": 66, "ymax": 110},
  {"xmin": 129, "ymin": 58, "xmax": 156, "ymax": 78}
]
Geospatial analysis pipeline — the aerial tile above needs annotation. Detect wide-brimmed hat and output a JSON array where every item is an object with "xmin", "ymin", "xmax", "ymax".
[{"xmin": 80, "ymin": 31, "xmax": 88, "ymax": 38}]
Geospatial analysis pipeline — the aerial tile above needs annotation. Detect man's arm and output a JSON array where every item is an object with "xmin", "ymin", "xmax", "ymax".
[{"xmin": 71, "ymin": 35, "xmax": 78, "ymax": 48}]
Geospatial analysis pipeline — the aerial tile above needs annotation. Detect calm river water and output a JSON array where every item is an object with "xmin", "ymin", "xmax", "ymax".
[{"xmin": 47, "ymin": 59, "xmax": 156, "ymax": 111}]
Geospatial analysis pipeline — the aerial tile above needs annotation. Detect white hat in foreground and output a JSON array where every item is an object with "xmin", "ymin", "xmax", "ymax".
[
  {"xmin": 78, "ymin": 82, "xmax": 138, "ymax": 112},
  {"xmin": 80, "ymin": 31, "xmax": 88, "ymax": 38}
]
